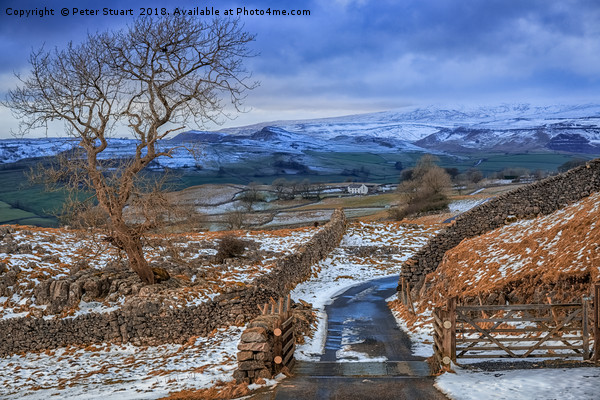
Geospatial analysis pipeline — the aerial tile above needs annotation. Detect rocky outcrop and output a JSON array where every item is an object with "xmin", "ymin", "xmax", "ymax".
[
  {"xmin": 399, "ymin": 159, "xmax": 600, "ymax": 295},
  {"xmin": 33, "ymin": 266, "xmax": 142, "ymax": 314}
]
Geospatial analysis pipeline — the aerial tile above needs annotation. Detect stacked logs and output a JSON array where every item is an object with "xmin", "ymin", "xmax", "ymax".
[{"xmin": 233, "ymin": 314, "xmax": 280, "ymax": 383}]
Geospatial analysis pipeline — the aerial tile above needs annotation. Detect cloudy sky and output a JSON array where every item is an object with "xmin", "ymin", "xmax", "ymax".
[{"xmin": 1, "ymin": 0, "xmax": 600, "ymax": 137}]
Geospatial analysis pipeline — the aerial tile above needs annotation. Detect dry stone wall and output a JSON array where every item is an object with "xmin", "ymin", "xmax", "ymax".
[
  {"xmin": 399, "ymin": 159, "xmax": 600, "ymax": 294},
  {"xmin": 255, "ymin": 209, "xmax": 347, "ymax": 295},
  {"xmin": 0, "ymin": 209, "xmax": 347, "ymax": 356}
]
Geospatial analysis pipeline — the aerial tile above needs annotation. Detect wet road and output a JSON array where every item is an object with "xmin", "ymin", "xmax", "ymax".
[
  {"xmin": 251, "ymin": 276, "xmax": 449, "ymax": 400},
  {"xmin": 321, "ymin": 275, "xmax": 421, "ymax": 362}
]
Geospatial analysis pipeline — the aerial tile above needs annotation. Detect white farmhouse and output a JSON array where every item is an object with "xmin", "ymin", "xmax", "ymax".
[{"xmin": 347, "ymin": 183, "xmax": 368, "ymax": 195}]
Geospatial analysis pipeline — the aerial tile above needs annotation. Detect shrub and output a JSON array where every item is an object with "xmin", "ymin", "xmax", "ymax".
[
  {"xmin": 389, "ymin": 193, "xmax": 450, "ymax": 221},
  {"xmin": 388, "ymin": 207, "xmax": 408, "ymax": 221},
  {"xmin": 215, "ymin": 235, "xmax": 247, "ymax": 263}
]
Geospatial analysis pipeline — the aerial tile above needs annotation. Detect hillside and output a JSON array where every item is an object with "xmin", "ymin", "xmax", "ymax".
[
  {"xmin": 417, "ymin": 190, "xmax": 600, "ymax": 310},
  {"xmin": 1, "ymin": 103, "xmax": 599, "ymax": 180}
]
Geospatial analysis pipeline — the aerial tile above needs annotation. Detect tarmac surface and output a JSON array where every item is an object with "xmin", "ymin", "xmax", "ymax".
[{"xmin": 251, "ymin": 276, "xmax": 449, "ymax": 399}]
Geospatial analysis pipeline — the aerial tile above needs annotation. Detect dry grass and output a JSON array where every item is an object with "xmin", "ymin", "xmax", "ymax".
[
  {"xmin": 418, "ymin": 191, "xmax": 600, "ymax": 311},
  {"xmin": 294, "ymin": 193, "xmax": 399, "ymax": 210},
  {"xmin": 161, "ymin": 381, "xmax": 251, "ymax": 400}
]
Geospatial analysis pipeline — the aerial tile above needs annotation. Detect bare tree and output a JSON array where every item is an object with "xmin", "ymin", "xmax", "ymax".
[
  {"xmin": 390, "ymin": 154, "xmax": 451, "ymax": 220},
  {"xmin": 4, "ymin": 16, "xmax": 256, "ymax": 284},
  {"xmin": 272, "ymin": 177, "xmax": 288, "ymax": 200},
  {"xmin": 420, "ymin": 167, "xmax": 452, "ymax": 198},
  {"xmin": 312, "ymin": 182, "xmax": 326, "ymax": 200},
  {"xmin": 300, "ymin": 178, "xmax": 311, "ymax": 199},
  {"xmin": 226, "ymin": 207, "xmax": 246, "ymax": 230},
  {"xmin": 239, "ymin": 181, "xmax": 263, "ymax": 211}
]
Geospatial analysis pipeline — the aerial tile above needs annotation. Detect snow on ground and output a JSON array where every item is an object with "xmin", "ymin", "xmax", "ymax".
[
  {"xmin": 0, "ymin": 224, "xmax": 326, "ymax": 399},
  {"xmin": 448, "ymin": 198, "xmax": 489, "ymax": 214},
  {"xmin": 291, "ymin": 221, "xmax": 439, "ymax": 360},
  {"xmin": 0, "ymin": 325, "xmax": 243, "ymax": 400},
  {"xmin": 0, "ymin": 225, "xmax": 320, "ymax": 319},
  {"xmin": 6, "ymin": 214, "xmax": 598, "ymax": 399},
  {"xmin": 435, "ymin": 366, "xmax": 600, "ymax": 400},
  {"xmin": 0, "ymin": 219, "xmax": 438, "ymax": 398}
]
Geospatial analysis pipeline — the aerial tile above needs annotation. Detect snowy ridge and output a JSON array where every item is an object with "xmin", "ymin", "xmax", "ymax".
[{"xmin": 1, "ymin": 103, "xmax": 600, "ymax": 165}]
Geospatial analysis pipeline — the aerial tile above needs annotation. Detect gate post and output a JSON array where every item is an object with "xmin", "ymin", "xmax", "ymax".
[
  {"xmin": 441, "ymin": 297, "xmax": 457, "ymax": 366},
  {"xmin": 582, "ymin": 295, "xmax": 590, "ymax": 360},
  {"xmin": 594, "ymin": 284, "xmax": 600, "ymax": 361}
]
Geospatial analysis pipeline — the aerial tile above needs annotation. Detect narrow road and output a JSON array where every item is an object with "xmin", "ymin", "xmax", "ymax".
[
  {"xmin": 252, "ymin": 276, "xmax": 449, "ymax": 400},
  {"xmin": 321, "ymin": 275, "xmax": 421, "ymax": 362}
]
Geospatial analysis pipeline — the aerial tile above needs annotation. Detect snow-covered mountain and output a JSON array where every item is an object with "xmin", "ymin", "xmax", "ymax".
[
  {"xmin": 176, "ymin": 103, "xmax": 600, "ymax": 159},
  {"xmin": 215, "ymin": 103, "xmax": 600, "ymax": 142},
  {"xmin": 1, "ymin": 103, "xmax": 600, "ymax": 167}
]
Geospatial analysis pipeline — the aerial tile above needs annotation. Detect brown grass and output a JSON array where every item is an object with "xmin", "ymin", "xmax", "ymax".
[
  {"xmin": 418, "ymin": 191, "xmax": 600, "ymax": 311},
  {"xmin": 161, "ymin": 381, "xmax": 251, "ymax": 400}
]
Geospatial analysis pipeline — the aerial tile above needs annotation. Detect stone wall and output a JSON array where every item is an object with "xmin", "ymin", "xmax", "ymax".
[
  {"xmin": 399, "ymin": 159, "xmax": 600, "ymax": 294},
  {"xmin": 0, "ymin": 209, "xmax": 347, "ymax": 356},
  {"xmin": 254, "ymin": 208, "xmax": 347, "ymax": 295}
]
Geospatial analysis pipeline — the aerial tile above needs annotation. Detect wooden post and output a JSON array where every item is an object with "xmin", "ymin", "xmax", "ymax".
[
  {"xmin": 447, "ymin": 297, "xmax": 457, "ymax": 362},
  {"xmin": 582, "ymin": 295, "xmax": 590, "ymax": 360},
  {"xmin": 439, "ymin": 297, "xmax": 457, "ymax": 367},
  {"xmin": 405, "ymin": 281, "xmax": 416, "ymax": 315},
  {"xmin": 286, "ymin": 293, "xmax": 291, "ymax": 317},
  {"xmin": 594, "ymin": 284, "xmax": 600, "ymax": 361},
  {"xmin": 441, "ymin": 308, "xmax": 452, "ymax": 367},
  {"xmin": 278, "ymin": 297, "xmax": 283, "ymax": 315},
  {"xmin": 259, "ymin": 303, "xmax": 268, "ymax": 315},
  {"xmin": 400, "ymin": 278, "xmax": 406, "ymax": 304},
  {"xmin": 273, "ymin": 318, "xmax": 283, "ymax": 371}
]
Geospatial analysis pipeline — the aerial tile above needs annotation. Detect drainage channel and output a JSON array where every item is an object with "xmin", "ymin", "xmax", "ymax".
[{"xmin": 293, "ymin": 360, "xmax": 431, "ymax": 378}]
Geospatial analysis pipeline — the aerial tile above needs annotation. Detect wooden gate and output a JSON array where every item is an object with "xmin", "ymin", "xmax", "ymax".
[
  {"xmin": 433, "ymin": 292, "xmax": 597, "ymax": 368},
  {"xmin": 260, "ymin": 295, "xmax": 296, "ymax": 373}
]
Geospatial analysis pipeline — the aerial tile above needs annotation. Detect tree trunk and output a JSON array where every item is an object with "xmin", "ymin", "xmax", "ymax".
[{"xmin": 118, "ymin": 232, "xmax": 155, "ymax": 285}]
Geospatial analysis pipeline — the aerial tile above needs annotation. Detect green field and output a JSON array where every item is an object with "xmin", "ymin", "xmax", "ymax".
[
  {"xmin": 0, "ymin": 151, "xmax": 593, "ymax": 227},
  {"xmin": 0, "ymin": 166, "xmax": 61, "ymax": 227},
  {"xmin": 439, "ymin": 153, "xmax": 593, "ymax": 175},
  {"xmin": 136, "ymin": 151, "xmax": 598, "ymax": 186}
]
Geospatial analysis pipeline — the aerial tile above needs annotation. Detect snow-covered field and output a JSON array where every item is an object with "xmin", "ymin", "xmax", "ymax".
[
  {"xmin": 0, "ymin": 220, "xmax": 438, "ymax": 399},
  {"xmin": 0, "ymin": 225, "xmax": 320, "ymax": 319},
  {"xmin": 3, "ymin": 216, "xmax": 600, "ymax": 399},
  {"xmin": 448, "ymin": 198, "xmax": 489, "ymax": 214},
  {"xmin": 0, "ymin": 326, "xmax": 243, "ymax": 400},
  {"xmin": 0, "ymin": 224, "xmax": 327, "ymax": 399},
  {"xmin": 436, "ymin": 365, "xmax": 600, "ymax": 400}
]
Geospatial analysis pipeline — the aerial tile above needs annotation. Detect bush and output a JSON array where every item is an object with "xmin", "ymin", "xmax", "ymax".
[
  {"xmin": 388, "ymin": 193, "xmax": 450, "ymax": 221},
  {"xmin": 388, "ymin": 207, "xmax": 408, "ymax": 221},
  {"xmin": 215, "ymin": 235, "xmax": 247, "ymax": 263}
]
